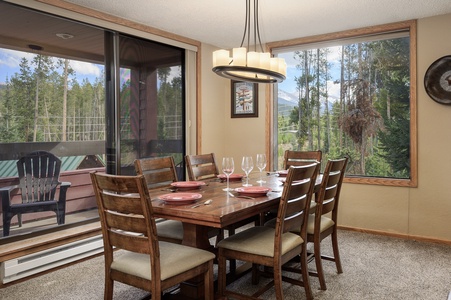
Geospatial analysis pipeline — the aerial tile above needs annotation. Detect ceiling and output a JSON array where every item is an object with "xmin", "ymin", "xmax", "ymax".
[
  {"xmin": 0, "ymin": 0, "xmax": 450, "ymax": 62},
  {"xmin": 63, "ymin": 0, "xmax": 451, "ymax": 49}
]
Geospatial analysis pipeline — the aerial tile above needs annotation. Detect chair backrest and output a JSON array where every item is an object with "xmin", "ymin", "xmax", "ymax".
[
  {"xmin": 274, "ymin": 163, "xmax": 319, "ymax": 253},
  {"xmin": 283, "ymin": 150, "xmax": 322, "ymax": 170},
  {"xmin": 90, "ymin": 172, "xmax": 160, "ymax": 272},
  {"xmin": 185, "ymin": 153, "xmax": 219, "ymax": 181},
  {"xmin": 134, "ymin": 156, "xmax": 178, "ymax": 190},
  {"xmin": 17, "ymin": 150, "xmax": 62, "ymax": 203},
  {"xmin": 315, "ymin": 158, "xmax": 348, "ymax": 221}
]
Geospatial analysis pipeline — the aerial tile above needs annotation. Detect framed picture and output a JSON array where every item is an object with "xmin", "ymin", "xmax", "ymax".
[{"xmin": 231, "ymin": 81, "xmax": 258, "ymax": 118}]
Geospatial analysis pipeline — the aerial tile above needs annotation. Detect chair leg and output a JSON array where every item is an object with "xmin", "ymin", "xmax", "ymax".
[
  {"xmin": 273, "ymin": 265, "xmax": 284, "ymax": 300},
  {"xmin": 331, "ymin": 229, "xmax": 343, "ymax": 273},
  {"xmin": 314, "ymin": 240, "xmax": 327, "ymax": 290},
  {"xmin": 300, "ymin": 248, "xmax": 313, "ymax": 300},
  {"xmin": 3, "ymin": 212, "xmax": 13, "ymax": 237},
  {"xmin": 104, "ymin": 276, "xmax": 113, "ymax": 300},
  {"xmin": 18, "ymin": 213, "xmax": 22, "ymax": 227},
  {"xmin": 204, "ymin": 261, "xmax": 214, "ymax": 300},
  {"xmin": 217, "ymin": 251, "xmax": 227, "ymax": 297}
]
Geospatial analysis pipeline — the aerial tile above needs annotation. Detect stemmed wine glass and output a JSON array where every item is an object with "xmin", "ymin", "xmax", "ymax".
[
  {"xmin": 256, "ymin": 153, "xmax": 267, "ymax": 184},
  {"xmin": 222, "ymin": 157, "xmax": 235, "ymax": 191},
  {"xmin": 241, "ymin": 156, "xmax": 254, "ymax": 186}
]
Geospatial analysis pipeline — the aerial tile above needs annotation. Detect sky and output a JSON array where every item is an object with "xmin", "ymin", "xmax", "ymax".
[
  {"xmin": 0, "ymin": 48, "xmax": 103, "ymax": 85},
  {"xmin": 1, "ymin": 46, "xmax": 342, "ymax": 101},
  {"xmin": 278, "ymin": 46, "xmax": 342, "ymax": 102}
]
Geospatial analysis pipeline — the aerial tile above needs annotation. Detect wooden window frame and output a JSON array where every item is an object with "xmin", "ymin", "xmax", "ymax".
[{"xmin": 266, "ymin": 20, "xmax": 417, "ymax": 187}]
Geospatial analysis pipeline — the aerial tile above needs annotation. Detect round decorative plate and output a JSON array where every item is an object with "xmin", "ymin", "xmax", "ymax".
[
  {"xmin": 217, "ymin": 174, "xmax": 244, "ymax": 181},
  {"xmin": 159, "ymin": 193, "xmax": 202, "ymax": 205},
  {"xmin": 170, "ymin": 181, "xmax": 206, "ymax": 190},
  {"xmin": 235, "ymin": 186, "xmax": 271, "ymax": 197},
  {"xmin": 424, "ymin": 55, "xmax": 451, "ymax": 105}
]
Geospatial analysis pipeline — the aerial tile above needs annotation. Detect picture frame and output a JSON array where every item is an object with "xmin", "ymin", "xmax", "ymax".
[{"xmin": 231, "ymin": 80, "xmax": 258, "ymax": 118}]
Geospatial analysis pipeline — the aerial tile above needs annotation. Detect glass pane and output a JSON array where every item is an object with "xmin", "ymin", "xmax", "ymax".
[
  {"xmin": 275, "ymin": 35, "xmax": 410, "ymax": 179},
  {"xmin": 118, "ymin": 35, "xmax": 185, "ymax": 178},
  {"xmin": 0, "ymin": 1, "xmax": 106, "ymax": 238}
]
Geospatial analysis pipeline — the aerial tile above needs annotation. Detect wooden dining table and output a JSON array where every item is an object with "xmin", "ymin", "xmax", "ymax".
[{"xmin": 149, "ymin": 173, "xmax": 285, "ymax": 250}]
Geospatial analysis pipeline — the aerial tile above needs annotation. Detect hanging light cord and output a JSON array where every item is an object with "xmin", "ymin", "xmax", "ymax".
[{"xmin": 239, "ymin": 0, "xmax": 264, "ymax": 53}]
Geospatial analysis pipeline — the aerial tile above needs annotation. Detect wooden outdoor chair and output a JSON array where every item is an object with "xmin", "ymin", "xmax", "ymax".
[
  {"xmin": 134, "ymin": 156, "xmax": 184, "ymax": 244},
  {"xmin": 306, "ymin": 157, "xmax": 348, "ymax": 290},
  {"xmin": 90, "ymin": 172, "xmax": 215, "ymax": 300},
  {"xmin": 1, "ymin": 150, "xmax": 71, "ymax": 237},
  {"xmin": 217, "ymin": 163, "xmax": 319, "ymax": 300}
]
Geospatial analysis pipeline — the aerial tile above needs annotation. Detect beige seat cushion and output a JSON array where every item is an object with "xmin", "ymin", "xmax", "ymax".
[
  {"xmin": 110, "ymin": 241, "xmax": 215, "ymax": 281},
  {"xmin": 307, "ymin": 215, "xmax": 335, "ymax": 235},
  {"xmin": 216, "ymin": 226, "xmax": 303, "ymax": 257},
  {"xmin": 156, "ymin": 219, "xmax": 184, "ymax": 240}
]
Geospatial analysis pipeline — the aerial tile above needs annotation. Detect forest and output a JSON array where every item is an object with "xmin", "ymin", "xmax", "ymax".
[{"xmin": 277, "ymin": 36, "xmax": 411, "ymax": 179}]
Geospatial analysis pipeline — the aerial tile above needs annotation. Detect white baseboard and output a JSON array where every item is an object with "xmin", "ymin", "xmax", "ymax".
[{"xmin": 1, "ymin": 235, "xmax": 103, "ymax": 284}]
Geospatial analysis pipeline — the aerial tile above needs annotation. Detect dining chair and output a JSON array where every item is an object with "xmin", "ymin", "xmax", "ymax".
[
  {"xmin": 283, "ymin": 150, "xmax": 322, "ymax": 170},
  {"xmin": 306, "ymin": 157, "xmax": 348, "ymax": 290},
  {"xmin": 216, "ymin": 163, "xmax": 319, "ymax": 300},
  {"xmin": 185, "ymin": 153, "xmax": 219, "ymax": 181},
  {"xmin": 186, "ymin": 152, "xmax": 260, "ymax": 272},
  {"xmin": 134, "ymin": 156, "xmax": 183, "ymax": 244},
  {"xmin": 90, "ymin": 172, "xmax": 215, "ymax": 300}
]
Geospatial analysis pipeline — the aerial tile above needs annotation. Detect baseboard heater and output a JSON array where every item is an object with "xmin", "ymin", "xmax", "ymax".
[{"xmin": 0, "ymin": 235, "xmax": 104, "ymax": 284}]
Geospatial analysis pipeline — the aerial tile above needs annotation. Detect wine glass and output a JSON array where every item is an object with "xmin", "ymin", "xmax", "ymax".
[
  {"xmin": 256, "ymin": 153, "xmax": 267, "ymax": 183},
  {"xmin": 222, "ymin": 157, "xmax": 235, "ymax": 191},
  {"xmin": 241, "ymin": 156, "xmax": 254, "ymax": 186}
]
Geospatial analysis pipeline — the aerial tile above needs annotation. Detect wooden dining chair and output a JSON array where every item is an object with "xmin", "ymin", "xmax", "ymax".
[
  {"xmin": 283, "ymin": 150, "xmax": 322, "ymax": 170},
  {"xmin": 306, "ymin": 157, "xmax": 348, "ymax": 290},
  {"xmin": 217, "ymin": 163, "xmax": 319, "ymax": 300},
  {"xmin": 186, "ymin": 152, "xmax": 260, "ymax": 272},
  {"xmin": 185, "ymin": 153, "xmax": 219, "ymax": 181},
  {"xmin": 134, "ymin": 156, "xmax": 183, "ymax": 244},
  {"xmin": 90, "ymin": 172, "xmax": 215, "ymax": 300}
]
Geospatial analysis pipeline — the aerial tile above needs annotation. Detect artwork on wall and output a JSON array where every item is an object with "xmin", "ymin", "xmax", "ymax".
[{"xmin": 231, "ymin": 81, "xmax": 258, "ymax": 118}]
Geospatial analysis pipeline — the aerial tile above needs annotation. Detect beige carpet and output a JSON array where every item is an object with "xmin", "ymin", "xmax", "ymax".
[{"xmin": 1, "ymin": 230, "xmax": 450, "ymax": 300}]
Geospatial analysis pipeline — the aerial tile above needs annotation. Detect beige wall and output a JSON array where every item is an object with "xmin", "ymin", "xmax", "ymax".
[{"xmin": 200, "ymin": 13, "xmax": 451, "ymax": 242}]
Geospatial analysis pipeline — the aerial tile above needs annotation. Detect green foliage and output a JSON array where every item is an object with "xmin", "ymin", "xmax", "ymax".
[{"xmin": 277, "ymin": 36, "xmax": 411, "ymax": 179}]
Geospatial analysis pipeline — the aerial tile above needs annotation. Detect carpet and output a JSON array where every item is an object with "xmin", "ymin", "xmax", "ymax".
[{"xmin": 1, "ymin": 230, "xmax": 450, "ymax": 300}]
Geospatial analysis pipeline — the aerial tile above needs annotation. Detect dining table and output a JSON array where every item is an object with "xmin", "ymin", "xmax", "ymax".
[
  {"xmin": 147, "ymin": 171, "xmax": 322, "ymax": 299},
  {"xmin": 149, "ymin": 172, "xmax": 284, "ymax": 250}
]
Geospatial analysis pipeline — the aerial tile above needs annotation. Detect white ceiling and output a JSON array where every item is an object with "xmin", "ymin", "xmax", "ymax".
[{"xmin": 65, "ymin": 0, "xmax": 451, "ymax": 49}]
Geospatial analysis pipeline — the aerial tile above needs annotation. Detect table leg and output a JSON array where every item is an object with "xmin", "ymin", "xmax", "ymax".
[{"xmin": 177, "ymin": 223, "xmax": 215, "ymax": 299}]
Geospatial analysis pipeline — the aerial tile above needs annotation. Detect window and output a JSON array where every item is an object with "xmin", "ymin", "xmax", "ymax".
[
  {"xmin": 0, "ymin": 2, "xmax": 187, "ymax": 239},
  {"xmin": 270, "ymin": 21, "xmax": 417, "ymax": 187}
]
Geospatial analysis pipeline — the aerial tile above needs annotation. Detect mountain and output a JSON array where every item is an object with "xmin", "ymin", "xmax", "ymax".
[{"xmin": 278, "ymin": 89, "xmax": 298, "ymax": 117}]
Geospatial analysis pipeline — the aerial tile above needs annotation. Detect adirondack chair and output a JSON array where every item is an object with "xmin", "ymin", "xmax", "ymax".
[{"xmin": 1, "ymin": 151, "xmax": 71, "ymax": 236}]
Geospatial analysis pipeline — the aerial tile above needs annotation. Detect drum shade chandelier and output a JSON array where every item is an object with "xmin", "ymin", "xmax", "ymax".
[{"xmin": 212, "ymin": 0, "xmax": 286, "ymax": 83}]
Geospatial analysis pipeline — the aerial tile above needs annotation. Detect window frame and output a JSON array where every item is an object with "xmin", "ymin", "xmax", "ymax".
[{"xmin": 267, "ymin": 20, "xmax": 417, "ymax": 187}]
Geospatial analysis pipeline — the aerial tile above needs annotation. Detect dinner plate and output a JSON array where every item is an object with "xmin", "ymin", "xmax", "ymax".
[
  {"xmin": 217, "ymin": 174, "xmax": 244, "ymax": 181},
  {"xmin": 159, "ymin": 193, "xmax": 202, "ymax": 205},
  {"xmin": 276, "ymin": 170, "xmax": 289, "ymax": 177},
  {"xmin": 235, "ymin": 186, "xmax": 271, "ymax": 197},
  {"xmin": 170, "ymin": 181, "xmax": 206, "ymax": 190}
]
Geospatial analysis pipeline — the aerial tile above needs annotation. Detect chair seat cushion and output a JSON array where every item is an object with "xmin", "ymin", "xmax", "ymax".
[
  {"xmin": 111, "ymin": 241, "xmax": 215, "ymax": 281},
  {"xmin": 156, "ymin": 219, "xmax": 183, "ymax": 240},
  {"xmin": 307, "ymin": 215, "xmax": 335, "ymax": 235},
  {"xmin": 216, "ymin": 226, "xmax": 303, "ymax": 257}
]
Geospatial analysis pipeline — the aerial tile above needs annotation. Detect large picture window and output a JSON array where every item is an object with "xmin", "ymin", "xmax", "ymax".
[{"xmin": 270, "ymin": 21, "xmax": 417, "ymax": 187}]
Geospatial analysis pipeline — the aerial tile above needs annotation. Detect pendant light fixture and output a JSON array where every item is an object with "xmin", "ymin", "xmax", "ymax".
[{"xmin": 212, "ymin": 0, "xmax": 286, "ymax": 84}]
